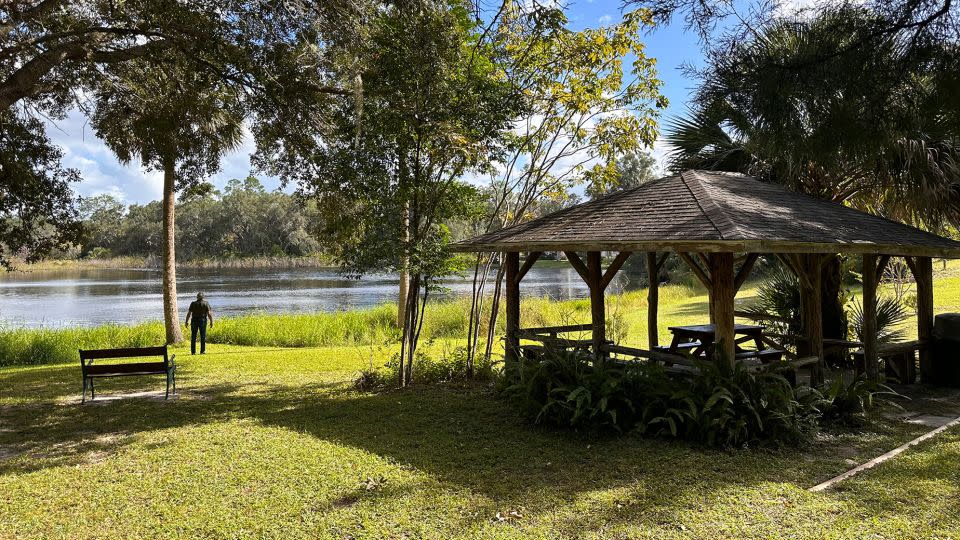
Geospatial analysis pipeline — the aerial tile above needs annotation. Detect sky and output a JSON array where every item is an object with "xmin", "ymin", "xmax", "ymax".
[{"xmin": 47, "ymin": 1, "xmax": 709, "ymax": 205}]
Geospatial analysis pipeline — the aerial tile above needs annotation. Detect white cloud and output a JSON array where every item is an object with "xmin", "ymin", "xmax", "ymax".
[{"xmin": 598, "ymin": 14, "xmax": 612, "ymax": 25}]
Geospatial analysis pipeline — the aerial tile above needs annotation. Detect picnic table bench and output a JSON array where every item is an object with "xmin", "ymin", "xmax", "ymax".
[
  {"xmin": 79, "ymin": 346, "xmax": 177, "ymax": 403},
  {"xmin": 852, "ymin": 340, "xmax": 922, "ymax": 383}
]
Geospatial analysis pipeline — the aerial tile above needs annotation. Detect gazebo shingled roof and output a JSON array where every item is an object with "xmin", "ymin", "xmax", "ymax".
[{"xmin": 453, "ymin": 170, "xmax": 960, "ymax": 258}]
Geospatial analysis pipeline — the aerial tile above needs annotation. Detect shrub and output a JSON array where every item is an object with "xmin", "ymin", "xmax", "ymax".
[
  {"xmin": 501, "ymin": 350, "xmax": 672, "ymax": 433},
  {"xmin": 501, "ymin": 350, "xmax": 821, "ymax": 447},
  {"xmin": 818, "ymin": 373, "xmax": 905, "ymax": 425},
  {"xmin": 354, "ymin": 343, "xmax": 497, "ymax": 391},
  {"xmin": 849, "ymin": 296, "xmax": 910, "ymax": 343},
  {"xmin": 646, "ymin": 360, "xmax": 820, "ymax": 448}
]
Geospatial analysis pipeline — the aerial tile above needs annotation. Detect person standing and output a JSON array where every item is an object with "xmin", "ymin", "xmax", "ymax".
[{"xmin": 185, "ymin": 292, "xmax": 214, "ymax": 355}]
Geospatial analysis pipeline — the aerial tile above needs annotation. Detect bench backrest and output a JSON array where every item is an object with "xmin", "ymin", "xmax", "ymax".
[{"xmin": 79, "ymin": 346, "xmax": 168, "ymax": 364}]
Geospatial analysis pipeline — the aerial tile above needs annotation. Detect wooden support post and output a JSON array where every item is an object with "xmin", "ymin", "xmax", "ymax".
[
  {"xmin": 647, "ymin": 252, "xmax": 660, "ymax": 349},
  {"xmin": 913, "ymin": 256, "xmax": 934, "ymax": 382},
  {"xmin": 709, "ymin": 253, "xmax": 736, "ymax": 366},
  {"xmin": 862, "ymin": 254, "xmax": 880, "ymax": 380},
  {"xmin": 798, "ymin": 254, "xmax": 824, "ymax": 386},
  {"xmin": 504, "ymin": 252, "xmax": 521, "ymax": 364},
  {"xmin": 587, "ymin": 251, "xmax": 606, "ymax": 359}
]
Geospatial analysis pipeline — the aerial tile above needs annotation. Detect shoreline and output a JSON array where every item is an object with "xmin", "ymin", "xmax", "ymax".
[{"xmin": 3, "ymin": 255, "xmax": 337, "ymax": 272}]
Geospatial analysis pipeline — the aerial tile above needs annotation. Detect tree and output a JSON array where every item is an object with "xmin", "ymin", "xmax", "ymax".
[
  {"xmin": 2, "ymin": 0, "xmax": 355, "ymax": 267},
  {"xmin": 261, "ymin": 0, "xmax": 513, "ymax": 386},
  {"xmin": 586, "ymin": 151, "xmax": 658, "ymax": 199},
  {"xmin": 629, "ymin": 0, "xmax": 959, "ymax": 57},
  {"xmin": 90, "ymin": 57, "xmax": 244, "ymax": 344},
  {"xmin": 77, "ymin": 194, "xmax": 125, "ymax": 257},
  {"xmin": 1, "ymin": 0, "xmax": 356, "ymax": 109},
  {"xmin": 664, "ymin": 4, "xmax": 960, "ymax": 359},
  {"xmin": 462, "ymin": 6, "xmax": 668, "ymax": 371},
  {"xmin": 0, "ymin": 110, "xmax": 81, "ymax": 267}
]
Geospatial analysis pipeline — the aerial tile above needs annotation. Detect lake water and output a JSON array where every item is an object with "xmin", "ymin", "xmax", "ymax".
[{"xmin": 0, "ymin": 265, "xmax": 633, "ymax": 328}]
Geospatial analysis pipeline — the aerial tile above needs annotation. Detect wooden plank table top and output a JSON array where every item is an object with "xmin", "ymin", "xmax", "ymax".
[
  {"xmin": 667, "ymin": 323, "xmax": 767, "ymax": 358},
  {"xmin": 667, "ymin": 323, "xmax": 765, "ymax": 337}
]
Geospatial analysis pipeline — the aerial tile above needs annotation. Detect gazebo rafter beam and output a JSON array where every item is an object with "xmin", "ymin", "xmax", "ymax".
[
  {"xmin": 678, "ymin": 252, "xmax": 712, "ymax": 291},
  {"xmin": 876, "ymin": 254, "xmax": 891, "ymax": 277},
  {"xmin": 733, "ymin": 253, "xmax": 760, "ymax": 293},
  {"xmin": 563, "ymin": 251, "xmax": 590, "ymax": 283},
  {"xmin": 515, "ymin": 251, "xmax": 542, "ymax": 284},
  {"xmin": 778, "ymin": 253, "xmax": 813, "ymax": 290},
  {"xmin": 600, "ymin": 252, "xmax": 632, "ymax": 291}
]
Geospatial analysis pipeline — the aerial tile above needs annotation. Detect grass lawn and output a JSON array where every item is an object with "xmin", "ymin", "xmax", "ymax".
[
  {"xmin": 3, "ymin": 262, "xmax": 960, "ymax": 538},
  {"xmin": 2, "ymin": 345, "xmax": 960, "ymax": 539}
]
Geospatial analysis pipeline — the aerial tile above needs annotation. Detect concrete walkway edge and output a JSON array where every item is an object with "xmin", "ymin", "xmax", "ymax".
[{"xmin": 809, "ymin": 414, "xmax": 960, "ymax": 492}]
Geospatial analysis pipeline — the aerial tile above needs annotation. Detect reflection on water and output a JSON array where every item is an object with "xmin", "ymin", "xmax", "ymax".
[{"xmin": 0, "ymin": 265, "xmax": 634, "ymax": 328}]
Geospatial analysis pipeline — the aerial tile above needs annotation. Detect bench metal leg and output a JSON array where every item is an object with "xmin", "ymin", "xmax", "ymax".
[
  {"xmin": 82, "ymin": 377, "xmax": 87, "ymax": 404},
  {"xmin": 165, "ymin": 374, "xmax": 170, "ymax": 400},
  {"xmin": 90, "ymin": 378, "xmax": 95, "ymax": 400}
]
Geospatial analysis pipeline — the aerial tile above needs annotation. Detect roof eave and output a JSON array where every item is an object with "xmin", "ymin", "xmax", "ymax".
[{"xmin": 450, "ymin": 239, "xmax": 960, "ymax": 259}]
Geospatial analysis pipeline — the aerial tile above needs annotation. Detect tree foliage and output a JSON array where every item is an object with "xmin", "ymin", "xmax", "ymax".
[
  {"xmin": 79, "ymin": 179, "xmax": 322, "ymax": 260},
  {"xmin": 0, "ymin": 111, "xmax": 81, "ymax": 267},
  {"xmin": 1, "ymin": 0, "xmax": 358, "ymax": 265},
  {"xmin": 665, "ymin": 4, "xmax": 960, "ymax": 231}
]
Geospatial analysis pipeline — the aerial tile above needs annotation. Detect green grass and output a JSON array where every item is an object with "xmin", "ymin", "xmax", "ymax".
[
  {"xmin": 2, "ymin": 344, "xmax": 959, "ymax": 539},
  {"xmin": 2, "ymin": 260, "xmax": 960, "ymax": 537}
]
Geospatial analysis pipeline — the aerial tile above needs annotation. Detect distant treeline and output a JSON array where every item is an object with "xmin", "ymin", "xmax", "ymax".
[{"xmin": 77, "ymin": 177, "xmax": 323, "ymax": 261}]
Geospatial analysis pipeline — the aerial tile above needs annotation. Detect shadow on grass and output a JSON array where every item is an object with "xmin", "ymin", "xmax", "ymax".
[{"xmin": 2, "ymin": 361, "xmax": 947, "ymax": 538}]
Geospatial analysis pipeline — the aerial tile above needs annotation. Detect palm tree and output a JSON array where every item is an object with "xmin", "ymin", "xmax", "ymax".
[
  {"xmin": 665, "ymin": 6, "xmax": 960, "ymax": 353},
  {"xmin": 666, "ymin": 10, "xmax": 960, "ymax": 225},
  {"xmin": 91, "ymin": 59, "xmax": 244, "ymax": 344}
]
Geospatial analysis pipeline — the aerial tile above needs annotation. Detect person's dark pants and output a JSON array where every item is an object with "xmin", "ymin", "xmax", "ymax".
[{"xmin": 191, "ymin": 319, "xmax": 207, "ymax": 354}]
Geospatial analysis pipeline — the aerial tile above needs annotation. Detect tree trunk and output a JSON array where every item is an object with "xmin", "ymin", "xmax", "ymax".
[
  {"xmin": 820, "ymin": 254, "xmax": 846, "ymax": 366},
  {"xmin": 483, "ymin": 261, "xmax": 505, "ymax": 363},
  {"xmin": 399, "ymin": 273, "xmax": 423, "ymax": 387},
  {"xmin": 397, "ymin": 202, "xmax": 410, "ymax": 328},
  {"xmin": 161, "ymin": 155, "xmax": 183, "ymax": 344}
]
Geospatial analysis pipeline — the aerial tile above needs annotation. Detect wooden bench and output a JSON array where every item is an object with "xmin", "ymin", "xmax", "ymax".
[
  {"xmin": 852, "ymin": 340, "xmax": 921, "ymax": 383},
  {"xmin": 736, "ymin": 348, "xmax": 786, "ymax": 363},
  {"xmin": 79, "ymin": 346, "xmax": 177, "ymax": 403}
]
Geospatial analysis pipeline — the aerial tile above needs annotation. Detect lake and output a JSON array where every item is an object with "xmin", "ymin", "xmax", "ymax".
[{"xmin": 0, "ymin": 265, "xmax": 634, "ymax": 328}]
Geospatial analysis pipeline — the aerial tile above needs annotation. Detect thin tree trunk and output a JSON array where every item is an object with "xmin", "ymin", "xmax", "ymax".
[
  {"xmin": 400, "ymin": 273, "xmax": 422, "ymax": 386},
  {"xmin": 397, "ymin": 202, "xmax": 410, "ymax": 327},
  {"xmin": 466, "ymin": 252, "xmax": 498, "ymax": 376},
  {"xmin": 483, "ymin": 262, "xmax": 505, "ymax": 363},
  {"xmin": 161, "ymin": 155, "xmax": 183, "ymax": 344}
]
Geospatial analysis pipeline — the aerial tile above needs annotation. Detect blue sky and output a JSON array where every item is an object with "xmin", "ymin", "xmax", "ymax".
[{"xmin": 48, "ymin": 1, "xmax": 708, "ymax": 205}]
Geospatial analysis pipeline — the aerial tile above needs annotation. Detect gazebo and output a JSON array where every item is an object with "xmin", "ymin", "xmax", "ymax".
[{"xmin": 453, "ymin": 170, "xmax": 960, "ymax": 384}]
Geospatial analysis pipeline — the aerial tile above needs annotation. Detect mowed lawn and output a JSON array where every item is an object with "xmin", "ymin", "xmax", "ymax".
[{"xmin": 3, "ymin": 270, "xmax": 960, "ymax": 539}]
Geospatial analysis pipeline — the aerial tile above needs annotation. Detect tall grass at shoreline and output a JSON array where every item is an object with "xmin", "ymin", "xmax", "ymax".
[{"xmin": 0, "ymin": 285, "xmax": 699, "ymax": 367}]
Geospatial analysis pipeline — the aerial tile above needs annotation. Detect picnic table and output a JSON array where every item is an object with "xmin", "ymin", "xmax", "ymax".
[
  {"xmin": 665, "ymin": 323, "xmax": 764, "ymax": 356},
  {"xmin": 660, "ymin": 323, "xmax": 785, "ymax": 364}
]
